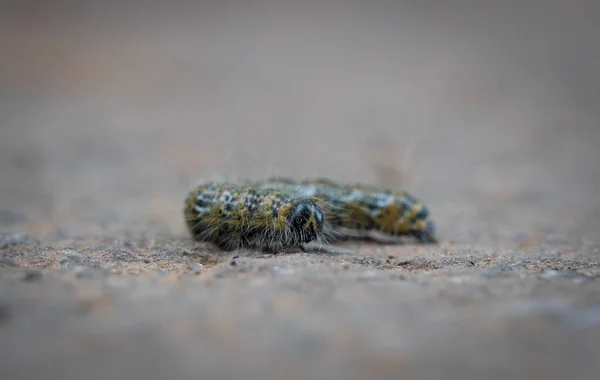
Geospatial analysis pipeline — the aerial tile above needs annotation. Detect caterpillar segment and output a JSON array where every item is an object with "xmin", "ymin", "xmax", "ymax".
[
  {"xmin": 250, "ymin": 177, "xmax": 438, "ymax": 244},
  {"xmin": 184, "ymin": 182, "xmax": 327, "ymax": 253}
]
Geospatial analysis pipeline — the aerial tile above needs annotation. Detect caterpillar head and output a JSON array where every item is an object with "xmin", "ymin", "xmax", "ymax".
[
  {"xmin": 403, "ymin": 205, "xmax": 437, "ymax": 244},
  {"xmin": 286, "ymin": 199, "xmax": 324, "ymax": 243}
]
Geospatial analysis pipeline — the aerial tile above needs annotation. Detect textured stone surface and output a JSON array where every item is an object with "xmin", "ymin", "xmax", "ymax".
[{"xmin": 1, "ymin": 2, "xmax": 599, "ymax": 379}]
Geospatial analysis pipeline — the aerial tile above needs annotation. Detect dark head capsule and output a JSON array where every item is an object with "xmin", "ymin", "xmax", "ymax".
[
  {"xmin": 287, "ymin": 199, "xmax": 324, "ymax": 243},
  {"xmin": 411, "ymin": 220, "xmax": 437, "ymax": 244}
]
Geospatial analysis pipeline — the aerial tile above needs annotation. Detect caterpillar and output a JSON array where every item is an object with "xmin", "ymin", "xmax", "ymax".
[
  {"xmin": 248, "ymin": 177, "xmax": 437, "ymax": 244},
  {"xmin": 184, "ymin": 182, "xmax": 327, "ymax": 253}
]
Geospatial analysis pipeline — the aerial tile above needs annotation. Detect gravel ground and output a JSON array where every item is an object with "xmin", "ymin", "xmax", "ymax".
[{"xmin": 1, "ymin": 2, "xmax": 599, "ymax": 379}]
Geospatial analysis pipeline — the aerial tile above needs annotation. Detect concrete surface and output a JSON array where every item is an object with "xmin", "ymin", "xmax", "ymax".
[{"xmin": 1, "ymin": 1, "xmax": 599, "ymax": 379}]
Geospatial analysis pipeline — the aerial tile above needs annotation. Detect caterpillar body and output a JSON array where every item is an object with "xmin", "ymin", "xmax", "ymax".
[
  {"xmin": 184, "ymin": 182, "xmax": 327, "ymax": 253},
  {"xmin": 248, "ymin": 177, "xmax": 437, "ymax": 244}
]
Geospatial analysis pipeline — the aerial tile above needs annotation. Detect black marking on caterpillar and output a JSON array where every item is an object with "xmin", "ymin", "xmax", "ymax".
[
  {"xmin": 184, "ymin": 182, "xmax": 330, "ymax": 253},
  {"xmin": 248, "ymin": 177, "xmax": 437, "ymax": 244}
]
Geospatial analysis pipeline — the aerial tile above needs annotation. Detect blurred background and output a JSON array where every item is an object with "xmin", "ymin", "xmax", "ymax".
[{"xmin": 1, "ymin": 0, "xmax": 599, "ymax": 242}]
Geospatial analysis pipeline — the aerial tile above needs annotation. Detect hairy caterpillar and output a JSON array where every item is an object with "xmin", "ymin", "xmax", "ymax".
[
  {"xmin": 248, "ymin": 177, "xmax": 437, "ymax": 244},
  {"xmin": 184, "ymin": 182, "xmax": 327, "ymax": 253}
]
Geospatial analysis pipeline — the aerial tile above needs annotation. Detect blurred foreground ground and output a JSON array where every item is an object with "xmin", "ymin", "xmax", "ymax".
[{"xmin": 1, "ymin": 1, "xmax": 599, "ymax": 379}]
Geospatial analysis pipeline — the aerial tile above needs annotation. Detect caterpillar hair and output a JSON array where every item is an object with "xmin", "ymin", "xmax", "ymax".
[
  {"xmin": 249, "ymin": 177, "xmax": 437, "ymax": 244},
  {"xmin": 184, "ymin": 182, "xmax": 331, "ymax": 253}
]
